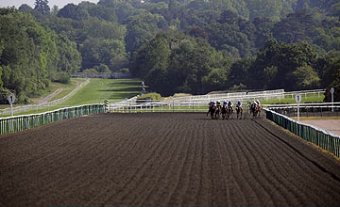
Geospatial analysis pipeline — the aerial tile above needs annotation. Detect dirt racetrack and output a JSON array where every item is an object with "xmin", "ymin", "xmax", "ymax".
[{"xmin": 1, "ymin": 113, "xmax": 340, "ymax": 207}]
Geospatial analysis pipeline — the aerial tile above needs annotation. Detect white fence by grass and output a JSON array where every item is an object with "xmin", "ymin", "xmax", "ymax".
[
  {"xmin": 169, "ymin": 89, "xmax": 285, "ymax": 104},
  {"xmin": 107, "ymin": 89, "xmax": 326, "ymax": 113},
  {"xmin": 167, "ymin": 88, "xmax": 324, "ymax": 104},
  {"xmin": 0, "ymin": 79, "xmax": 90, "ymax": 116}
]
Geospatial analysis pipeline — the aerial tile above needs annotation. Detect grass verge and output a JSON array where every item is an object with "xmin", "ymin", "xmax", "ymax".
[
  {"xmin": 261, "ymin": 93, "xmax": 324, "ymax": 105},
  {"xmin": 6, "ymin": 79, "xmax": 141, "ymax": 116}
]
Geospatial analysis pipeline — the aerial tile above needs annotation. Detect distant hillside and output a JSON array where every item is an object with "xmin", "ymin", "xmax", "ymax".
[{"xmin": 1, "ymin": 0, "xmax": 339, "ymax": 100}]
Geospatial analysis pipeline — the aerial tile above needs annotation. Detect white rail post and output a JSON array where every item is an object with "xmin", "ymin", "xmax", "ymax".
[
  {"xmin": 295, "ymin": 94, "xmax": 302, "ymax": 121},
  {"xmin": 7, "ymin": 93, "xmax": 16, "ymax": 117},
  {"xmin": 330, "ymin": 87, "xmax": 334, "ymax": 112}
]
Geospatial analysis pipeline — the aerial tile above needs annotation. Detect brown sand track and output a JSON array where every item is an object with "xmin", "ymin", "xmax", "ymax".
[{"xmin": 1, "ymin": 113, "xmax": 340, "ymax": 207}]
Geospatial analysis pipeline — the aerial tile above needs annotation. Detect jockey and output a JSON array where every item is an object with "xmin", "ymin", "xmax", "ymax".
[
  {"xmin": 227, "ymin": 100, "xmax": 233, "ymax": 108},
  {"xmin": 216, "ymin": 100, "xmax": 221, "ymax": 109},
  {"xmin": 223, "ymin": 100, "xmax": 228, "ymax": 108},
  {"xmin": 236, "ymin": 100, "xmax": 242, "ymax": 107},
  {"xmin": 207, "ymin": 101, "xmax": 215, "ymax": 116},
  {"xmin": 255, "ymin": 99, "xmax": 261, "ymax": 107}
]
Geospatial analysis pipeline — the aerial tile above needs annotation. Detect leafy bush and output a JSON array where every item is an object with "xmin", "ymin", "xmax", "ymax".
[
  {"xmin": 52, "ymin": 72, "xmax": 70, "ymax": 84},
  {"xmin": 137, "ymin": 92, "xmax": 161, "ymax": 102},
  {"xmin": 119, "ymin": 68, "xmax": 130, "ymax": 73}
]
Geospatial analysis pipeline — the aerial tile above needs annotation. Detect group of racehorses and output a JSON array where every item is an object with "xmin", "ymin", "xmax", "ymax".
[{"xmin": 207, "ymin": 101, "xmax": 261, "ymax": 120}]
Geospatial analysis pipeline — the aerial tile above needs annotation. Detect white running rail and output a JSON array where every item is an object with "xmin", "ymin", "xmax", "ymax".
[{"xmin": 0, "ymin": 79, "xmax": 90, "ymax": 116}]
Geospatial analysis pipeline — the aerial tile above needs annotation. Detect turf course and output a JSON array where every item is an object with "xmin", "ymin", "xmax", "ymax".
[
  {"xmin": 30, "ymin": 79, "xmax": 85, "ymax": 103},
  {"xmin": 261, "ymin": 93, "xmax": 324, "ymax": 104},
  {"xmin": 61, "ymin": 78, "xmax": 141, "ymax": 105},
  {"xmin": 14, "ymin": 79, "xmax": 141, "ymax": 116}
]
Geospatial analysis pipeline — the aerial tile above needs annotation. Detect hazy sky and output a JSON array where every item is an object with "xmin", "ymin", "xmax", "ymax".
[{"xmin": 0, "ymin": 0, "xmax": 99, "ymax": 9}]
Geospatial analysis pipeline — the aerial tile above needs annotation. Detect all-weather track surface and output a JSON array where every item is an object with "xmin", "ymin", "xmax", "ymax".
[{"xmin": 1, "ymin": 113, "xmax": 340, "ymax": 207}]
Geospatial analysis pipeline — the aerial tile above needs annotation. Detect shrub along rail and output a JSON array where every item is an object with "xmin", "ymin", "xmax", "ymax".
[
  {"xmin": 0, "ymin": 104, "xmax": 105, "ymax": 135},
  {"xmin": 264, "ymin": 108, "xmax": 340, "ymax": 158}
]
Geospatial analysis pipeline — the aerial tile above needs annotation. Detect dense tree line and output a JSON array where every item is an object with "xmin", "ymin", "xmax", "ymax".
[
  {"xmin": 0, "ymin": 8, "xmax": 80, "ymax": 103},
  {"xmin": 1, "ymin": 0, "xmax": 340, "ymax": 102},
  {"xmin": 131, "ymin": 32, "xmax": 230, "ymax": 95}
]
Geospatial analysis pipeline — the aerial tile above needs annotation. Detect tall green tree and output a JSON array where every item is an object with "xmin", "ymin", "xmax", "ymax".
[
  {"xmin": 228, "ymin": 58, "xmax": 254, "ymax": 88},
  {"xmin": 34, "ymin": 0, "xmax": 50, "ymax": 15},
  {"xmin": 52, "ymin": 34, "xmax": 81, "ymax": 83},
  {"xmin": 0, "ymin": 40, "xmax": 3, "ymax": 89},
  {"xmin": 19, "ymin": 4, "xmax": 34, "ymax": 13},
  {"xmin": 125, "ymin": 11, "xmax": 167, "ymax": 55},
  {"xmin": 249, "ymin": 41, "xmax": 320, "ymax": 90},
  {"xmin": 292, "ymin": 65, "xmax": 320, "ymax": 89},
  {"xmin": 320, "ymin": 51, "xmax": 340, "ymax": 102},
  {"xmin": 132, "ymin": 31, "xmax": 229, "ymax": 95},
  {"xmin": 57, "ymin": 3, "xmax": 89, "ymax": 20},
  {"xmin": 0, "ymin": 9, "xmax": 80, "ymax": 102}
]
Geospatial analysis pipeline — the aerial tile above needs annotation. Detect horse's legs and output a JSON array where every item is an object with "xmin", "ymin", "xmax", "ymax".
[
  {"xmin": 252, "ymin": 111, "xmax": 255, "ymax": 119},
  {"xmin": 237, "ymin": 108, "xmax": 241, "ymax": 119}
]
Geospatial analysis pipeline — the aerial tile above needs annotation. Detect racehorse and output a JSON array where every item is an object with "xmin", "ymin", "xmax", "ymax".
[
  {"xmin": 207, "ymin": 102, "xmax": 216, "ymax": 119},
  {"xmin": 226, "ymin": 105, "xmax": 233, "ymax": 119},
  {"xmin": 221, "ymin": 104, "xmax": 228, "ymax": 120},
  {"xmin": 249, "ymin": 102, "xmax": 260, "ymax": 119},
  {"xmin": 236, "ymin": 105, "xmax": 243, "ymax": 119},
  {"xmin": 215, "ymin": 104, "xmax": 222, "ymax": 119}
]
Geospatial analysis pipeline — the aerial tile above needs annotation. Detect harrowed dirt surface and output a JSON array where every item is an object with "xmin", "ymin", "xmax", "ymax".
[{"xmin": 1, "ymin": 113, "xmax": 340, "ymax": 207}]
